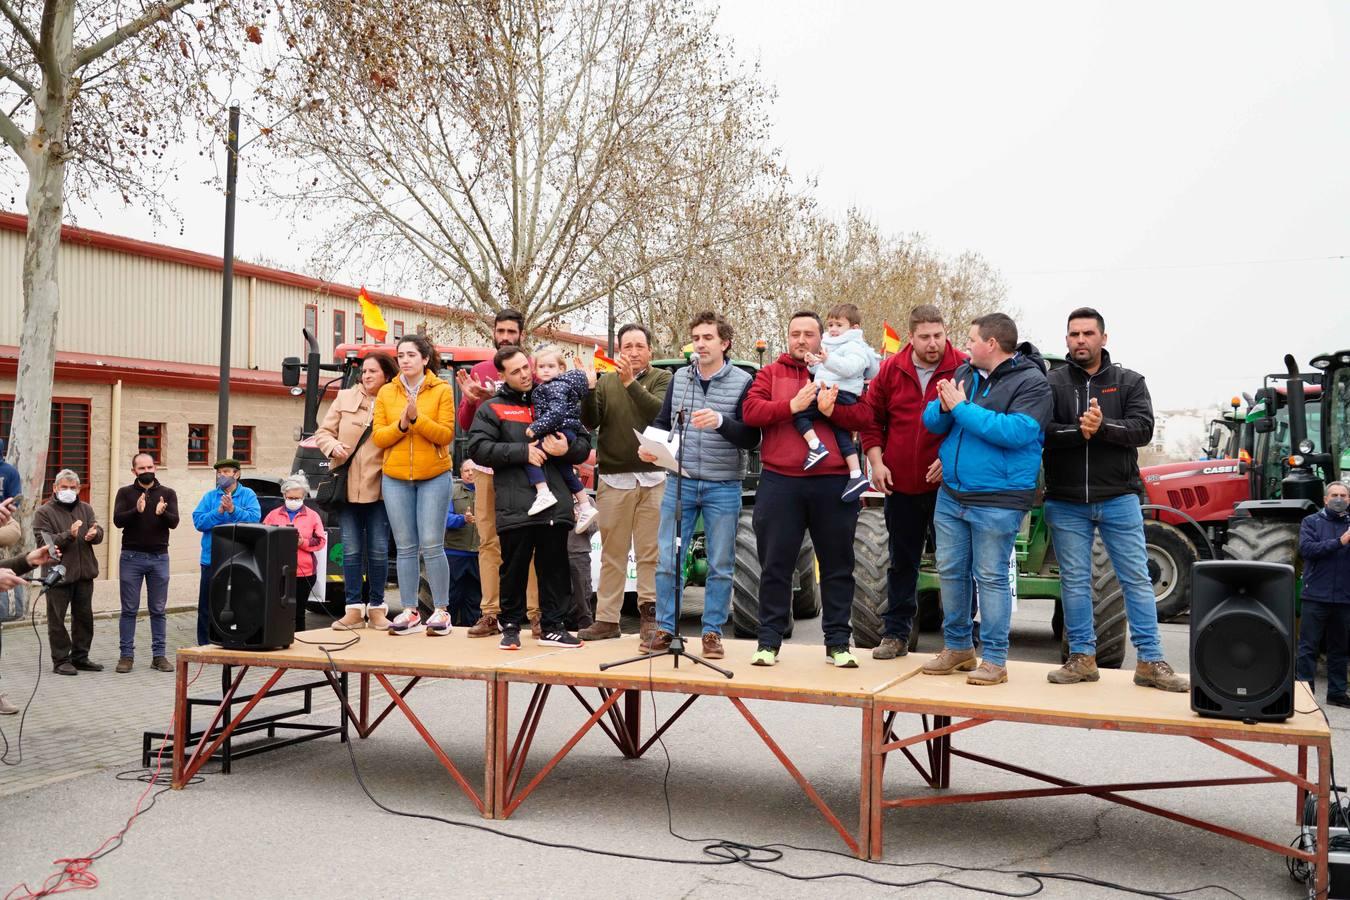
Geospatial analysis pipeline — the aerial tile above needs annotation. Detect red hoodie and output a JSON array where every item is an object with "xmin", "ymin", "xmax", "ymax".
[
  {"xmin": 850, "ymin": 341, "xmax": 965, "ymax": 496},
  {"xmin": 742, "ymin": 353, "xmax": 856, "ymax": 477}
]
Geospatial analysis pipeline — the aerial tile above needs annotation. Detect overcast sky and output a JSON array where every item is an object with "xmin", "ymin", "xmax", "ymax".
[{"xmin": 87, "ymin": 1, "xmax": 1349, "ymax": 410}]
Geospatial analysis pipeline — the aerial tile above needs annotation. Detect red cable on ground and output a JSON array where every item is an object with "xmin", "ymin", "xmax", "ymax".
[{"xmin": 6, "ymin": 663, "xmax": 206, "ymax": 900}]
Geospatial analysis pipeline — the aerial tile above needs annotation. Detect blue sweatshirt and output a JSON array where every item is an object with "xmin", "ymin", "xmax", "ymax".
[{"xmin": 191, "ymin": 486, "xmax": 262, "ymax": 565}]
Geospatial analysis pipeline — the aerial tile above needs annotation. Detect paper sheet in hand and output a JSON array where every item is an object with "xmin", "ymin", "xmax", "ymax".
[{"xmin": 634, "ymin": 427, "xmax": 688, "ymax": 476}]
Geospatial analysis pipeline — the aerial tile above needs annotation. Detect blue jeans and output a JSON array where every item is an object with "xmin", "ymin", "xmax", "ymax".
[
  {"xmin": 1044, "ymin": 494, "xmax": 1163, "ymax": 662},
  {"xmin": 655, "ymin": 477, "xmax": 740, "ymax": 636},
  {"xmin": 119, "ymin": 550, "xmax": 169, "ymax": 657},
  {"xmin": 337, "ymin": 501, "xmax": 390, "ymax": 608},
  {"xmin": 933, "ymin": 489, "xmax": 1024, "ymax": 667},
  {"xmin": 382, "ymin": 471, "xmax": 452, "ymax": 610}
]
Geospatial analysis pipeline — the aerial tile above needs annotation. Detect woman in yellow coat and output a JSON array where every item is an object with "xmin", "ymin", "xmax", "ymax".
[{"xmin": 373, "ymin": 334, "xmax": 457, "ymax": 635}]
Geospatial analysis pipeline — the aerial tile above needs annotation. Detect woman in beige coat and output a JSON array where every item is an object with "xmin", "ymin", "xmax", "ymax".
[{"xmin": 315, "ymin": 352, "xmax": 398, "ymax": 629}]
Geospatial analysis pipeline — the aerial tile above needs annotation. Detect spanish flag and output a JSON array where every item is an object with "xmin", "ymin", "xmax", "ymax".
[
  {"xmin": 593, "ymin": 346, "xmax": 619, "ymax": 373},
  {"xmin": 881, "ymin": 321, "xmax": 901, "ymax": 355},
  {"xmin": 358, "ymin": 287, "xmax": 388, "ymax": 343}
]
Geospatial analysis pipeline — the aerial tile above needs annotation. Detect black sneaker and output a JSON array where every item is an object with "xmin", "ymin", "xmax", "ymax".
[
  {"xmin": 539, "ymin": 630, "xmax": 582, "ymax": 649},
  {"xmin": 499, "ymin": 628, "xmax": 521, "ymax": 651},
  {"xmin": 1328, "ymin": 694, "xmax": 1350, "ymax": 708},
  {"xmin": 841, "ymin": 474, "xmax": 870, "ymax": 501},
  {"xmin": 803, "ymin": 445, "xmax": 830, "ymax": 470}
]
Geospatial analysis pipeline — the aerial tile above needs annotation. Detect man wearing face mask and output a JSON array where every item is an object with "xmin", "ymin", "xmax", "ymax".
[
  {"xmin": 112, "ymin": 453, "xmax": 179, "ymax": 673},
  {"xmin": 1297, "ymin": 482, "xmax": 1350, "ymax": 708},
  {"xmin": 33, "ymin": 470, "xmax": 104, "ymax": 675},
  {"xmin": 191, "ymin": 459, "xmax": 261, "ymax": 645}
]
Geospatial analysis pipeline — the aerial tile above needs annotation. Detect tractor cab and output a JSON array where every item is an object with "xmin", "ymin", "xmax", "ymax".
[
  {"xmin": 1245, "ymin": 362, "xmax": 1325, "ymax": 508},
  {"xmin": 1310, "ymin": 349, "xmax": 1350, "ymax": 485}
]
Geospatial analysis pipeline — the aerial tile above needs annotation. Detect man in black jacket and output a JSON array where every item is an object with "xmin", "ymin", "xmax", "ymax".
[
  {"xmin": 1042, "ymin": 307, "xmax": 1186, "ymax": 691},
  {"xmin": 467, "ymin": 346, "xmax": 592, "ymax": 651},
  {"xmin": 112, "ymin": 452, "xmax": 179, "ymax": 673}
]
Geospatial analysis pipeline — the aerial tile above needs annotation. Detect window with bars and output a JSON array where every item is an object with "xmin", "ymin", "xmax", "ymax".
[
  {"xmin": 188, "ymin": 424, "xmax": 211, "ymax": 466},
  {"xmin": 137, "ymin": 422, "xmax": 165, "ymax": 465},
  {"xmin": 232, "ymin": 425, "xmax": 254, "ymax": 465},
  {"xmin": 355, "ymin": 312, "xmax": 365, "ymax": 342},
  {"xmin": 0, "ymin": 397, "xmax": 92, "ymax": 501},
  {"xmin": 392, "ymin": 320, "xmax": 405, "ymax": 340},
  {"xmin": 333, "ymin": 310, "xmax": 346, "ymax": 353}
]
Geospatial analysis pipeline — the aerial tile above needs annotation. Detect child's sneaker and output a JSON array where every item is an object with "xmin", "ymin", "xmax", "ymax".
[
  {"xmin": 573, "ymin": 503, "xmax": 599, "ymax": 534},
  {"xmin": 803, "ymin": 445, "xmax": 830, "ymax": 470},
  {"xmin": 499, "ymin": 628, "xmax": 521, "ymax": 651},
  {"xmin": 425, "ymin": 609, "xmax": 452, "ymax": 636},
  {"xmin": 389, "ymin": 609, "xmax": 424, "ymax": 635},
  {"xmin": 841, "ymin": 474, "xmax": 870, "ymax": 501},
  {"xmin": 528, "ymin": 489, "xmax": 559, "ymax": 516},
  {"xmin": 539, "ymin": 630, "xmax": 582, "ymax": 649}
]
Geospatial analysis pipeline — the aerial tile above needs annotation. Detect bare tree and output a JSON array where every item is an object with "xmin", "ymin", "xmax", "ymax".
[{"xmin": 0, "ymin": 0, "xmax": 240, "ymax": 522}]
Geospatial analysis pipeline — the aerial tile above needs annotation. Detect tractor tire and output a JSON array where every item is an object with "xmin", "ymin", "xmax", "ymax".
[
  {"xmin": 731, "ymin": 510, "xmax": 793, "ymax": 640},
  {"xmin": 792, "ymin": 539, "xmax": 820, "ymax": 619},
  {"xmin": 850, "ymin": 508, "xmax": 890, "ymax": 650},
  {"xmin": 1223, "ymin": 517, "xmax": 1301, "ymax": 570},
  {"xmin": 1060, "ymin": 538, "xmax": 1129, "ymax": 669},
  {"xmin": 1142, "ymin": 520, "xmax": 1197, "ymax": 621}
]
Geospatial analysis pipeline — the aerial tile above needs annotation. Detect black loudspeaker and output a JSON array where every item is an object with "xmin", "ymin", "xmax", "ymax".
[
  {"xmin": 1190, "ymin": 559, "xmax": 1295, "ymax": 722},
  {"xmin": 209, "ymin": 523, "xmax": 297, "ymax": 650}
]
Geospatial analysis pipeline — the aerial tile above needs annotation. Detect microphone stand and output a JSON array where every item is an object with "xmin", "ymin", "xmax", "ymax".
[{"xmin": 601, "ymin": 404, "xmax": 733, "ymax": 678}]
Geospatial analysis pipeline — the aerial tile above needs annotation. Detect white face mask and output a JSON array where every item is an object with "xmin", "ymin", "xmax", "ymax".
[
  {"xmin": 56, "ymin": 489, "xmax": 77, "ymax": 504},
  {"xmin": 284, "ymin": 498, "xmax": 304, "ymax": 512}
]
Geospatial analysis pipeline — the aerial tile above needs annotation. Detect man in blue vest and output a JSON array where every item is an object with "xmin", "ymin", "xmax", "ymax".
[{"xmin": 191, "ymin": 459, "xmax": 261, "ymax": 645}]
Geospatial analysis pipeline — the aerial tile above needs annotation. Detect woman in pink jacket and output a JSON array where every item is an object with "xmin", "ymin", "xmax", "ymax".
[{"xmin": 263, "ymin": 473, "xmax": 328, "ymax": 634}]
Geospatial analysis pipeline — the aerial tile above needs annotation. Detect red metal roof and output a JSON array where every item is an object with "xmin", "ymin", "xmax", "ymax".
[{"xmin": 0, "ymin": 345, "xmax": 293, "ymax": 396}]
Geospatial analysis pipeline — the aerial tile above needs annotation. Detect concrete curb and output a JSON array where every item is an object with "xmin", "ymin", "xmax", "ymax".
[{"xmin": 1, "ymin": 601, "xmax": 198, "ymax": 631}]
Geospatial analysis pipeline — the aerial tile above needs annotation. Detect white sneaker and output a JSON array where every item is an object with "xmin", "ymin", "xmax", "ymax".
[
  {"xmin": 389, "ymin": 609, "xmax": 424, "ymax": 635},
  {"xmin": 528, "ymin": 490, "xmax": 559, "ymax": 516},
  {"xmin": 425, "ymin": 609, "xmax": 452, "ymax": 636},
  {"xmin": 573, "ymin": 503, "xmax": 598, "ymax": 534}
]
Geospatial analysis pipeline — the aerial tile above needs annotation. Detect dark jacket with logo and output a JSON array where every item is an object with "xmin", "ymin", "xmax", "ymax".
[
  {"xmin": 1300, "ymin": 507, "xmax": 1350, "ymax": 605},
  {"xmin": 1042, "ymin": 350, "xmax": 1154, "ymax": 503},
  {"xmin": 466, "ymin": 384, "xmax": 593, "ymax": 533}
]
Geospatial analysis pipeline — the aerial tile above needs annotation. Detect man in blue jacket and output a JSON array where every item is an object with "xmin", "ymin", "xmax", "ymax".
[
  {"xmin": 919, "ymin": 313, "xmax": 1051, "ymax": 686},
  {"xmin": 191, "ymin": 459, "xmax": 261, "ymax": 645},
  {"xmin": 1298, "ymin": 482, "xmax": 1350, "ymax": 707}
]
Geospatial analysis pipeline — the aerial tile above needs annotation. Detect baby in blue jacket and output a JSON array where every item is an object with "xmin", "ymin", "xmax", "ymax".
[{"xmin": 797, "ymin": 302, "xmax": 880, "ymax": 500}]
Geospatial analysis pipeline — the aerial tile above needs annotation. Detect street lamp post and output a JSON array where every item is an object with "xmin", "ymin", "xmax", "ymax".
[{"xmin": 216, "ymin": 104, "xmax": 241, "ymax": 463}]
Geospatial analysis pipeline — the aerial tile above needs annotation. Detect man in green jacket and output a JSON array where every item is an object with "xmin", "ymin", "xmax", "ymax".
[{"xmin": 578, "ymin": 324, "xmax": 672, "ymax": 642}]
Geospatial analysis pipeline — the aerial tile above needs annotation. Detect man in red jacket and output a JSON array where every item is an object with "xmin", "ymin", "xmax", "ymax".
[
  {"xmin": 742, "ymin": 311, "xmax": 865, "ymax": 668},
  {"xmin": 859, "ymin": 305, "xmax": 965, "ymax": 659}
]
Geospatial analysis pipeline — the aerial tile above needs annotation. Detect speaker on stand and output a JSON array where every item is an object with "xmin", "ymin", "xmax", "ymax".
[{"xmin": 209, "ymin": 523, "xmax": 297, "ymax": 650}]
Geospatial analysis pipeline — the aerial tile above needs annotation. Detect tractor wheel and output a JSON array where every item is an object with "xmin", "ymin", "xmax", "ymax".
[
  {"xmin": 850, "ymin": 508, "xmax": 890, "ymax": 650},
  {"xmin": 1224, "ymin": 517, "xmax": 1301, "ymax": 570},
  {"xmin": 792, "ymin": 539, "xmax": 820, "ymax": 619},
  {"xmin": 731, "ymin": 510, "xmax": 792, "ymax": 640},
  {"xmin": 1060, "ymin": 538, "xmax": 1129, "ymax": 669},
  {"xmin": 1143, "ymin": 520, "xmax": 1197, "ymax": 621}
]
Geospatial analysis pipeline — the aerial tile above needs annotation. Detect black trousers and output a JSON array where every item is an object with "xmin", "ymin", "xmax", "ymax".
[
  {"xmin": 47, "ymin": 579, "xmax": 95, "ymax": 666},
  {"xmin": 1297, "ymin": 598, "xmax": 1350, "ymax": 698},
  {"xmin": 447, "ymin": 554, "xmax": 483, "ymax": 626},
  {"xmin": 881, "ymin": 490, "xmax": 939, "ymax": 640},
  {"xmin": 295, "ymin": 574, "xmax": 316, "ymax": 634},
  {"xmin": 568, "ymin": 549, "xmax": 594, "ymax": 629},
  {"xmin": 499, "ymin": 524, "xmax": 570, "ymax": 632},
  {"xmin": 753, "ymin": 470, "xmax": 859, "ymax": 648}
]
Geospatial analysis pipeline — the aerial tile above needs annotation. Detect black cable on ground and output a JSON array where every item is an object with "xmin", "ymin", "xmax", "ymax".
[{"xmin": 0, "ymin": 584, "xmax": 48, "ymax": 766}]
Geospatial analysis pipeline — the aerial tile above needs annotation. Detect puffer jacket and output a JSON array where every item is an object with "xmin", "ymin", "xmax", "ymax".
[
  {"xmin": 372, "ymin": 371, "xmax": 455, "ymax": 481},
  {"xmin": 921, "ymin": 342, "xmax": 1052, "ymax": 510},
  {"xmin": 812, "ymin": 328, "xmax": 881, "ymax": 395},
  {"xmin": 1300, "ymin": 507, "xmax": 1350, "ymax": 604},
  {"xmin": 466, "ymin": 383, "xmax": 593, "ymax": 533}
]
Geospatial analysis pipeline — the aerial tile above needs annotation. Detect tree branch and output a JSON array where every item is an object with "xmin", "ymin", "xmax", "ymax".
[
  {"xmin": 0, "ymin": 103, "xmax": 28, "ymax": 158},
  {"xmin": 0, "ymin": 0, "xmax": 39, "ymax": 54},
  {"xmin": 0, "ymin": 59, "xmax": 35, "ymax": 97},
  {"xmin": 74, "ymin": 0, "xmax": 191, "ymax": 68}
]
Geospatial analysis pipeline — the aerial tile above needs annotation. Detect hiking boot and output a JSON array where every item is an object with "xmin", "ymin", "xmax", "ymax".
[
  {"xmin": 367, "ymin": 606, "xmax": 391, "ymax": 630},
  {"xmin": 638, "ymin": 602, "xmax": 657, "ymax": 644},
  {"xmin": 115, "ymin": 657, "xmax": 134, "ymax": 674},
  {"xmin": 640, "ymin": 630, "xmax": 673, "ymax": 653},
  {"xmin": 499, "ymin": 628, "xmax": 521, "ymax": 651},
  {"xmin": 1134, "ymin": 660, "xmax": 1189, "ymax": 693},
  {"xmin": 467, "ymin": 614, "xmax": 500, "ymax": 637},
  {"xmin": 529, "ymin": 616, "xmax": 543, "ymax": 641},
  {"xmin": 425, "ymin": 609, "xmax": 452, "ymax": 636},
  {"xmin": 528, "ymin": 490, "xmax": 558, "ymax": 516},
  {"xmin": 574, "ymin": 503, "xmax": 599, "ymax": 534},
  {"xmin": 921, "ymin": 647, "xmax": 977, "ymax": 675},
  {"xmin": 872, "ymin": 636, "xmax": 908, "ymax": 660},
  {"xmin": 827, "ymin": 646, "xmax": 860, "ymax": 668},
  {"xmin": 967, "ymin": 662, "xmax": 1008, "ymax": 686},
  {"xmin": 151, "ymin": 656, "xmax": 173, "ymax": 672},
  {"xmin": 1048, "ymin": 653, "xmax": 1099, "ymax": 685},
  {"xmin": 0, "ymin": 693, "xmax": 16, "ymax": 715},
  {"xmin": 539, "ymin": 629, "xmax": 582, "ymax": 649},
  {"xmin": 54, "ymin": 662, "xmax": 77, "ymax": 676},
  {"xmin": 841, "ymin": 474, "xmax": 870, "ymax": 501},
  {"xmin": 72, "ymin": 659, "xmax": 103, "ymax": 672},
  {"xmin": 803, "ymin": 445, "xmax": 830, "ymax": 470},
  {"xmin": 750, "ymin": 646, "xmax": 779, "ymax": 666},
  {"xmin": 389, "ymin": 609, "xmax": 424, "ymax": 636},
  {"xmin": 578, "ymin": 620, "xmax": 621, "ymax": 641},
  {"xmin": 701, "ymin": 633, "xmax": 724, "ymax": 659}
]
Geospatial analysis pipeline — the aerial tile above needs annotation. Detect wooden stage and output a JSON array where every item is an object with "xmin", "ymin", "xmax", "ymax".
[{"xmin": 169, "ymin": 629, "xmax": 1333, "ymax": 893}]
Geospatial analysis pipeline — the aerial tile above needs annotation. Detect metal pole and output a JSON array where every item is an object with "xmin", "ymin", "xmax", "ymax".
[{"xmin": 217, "ymin": 104, "xmax": 240, "ymax": 462}]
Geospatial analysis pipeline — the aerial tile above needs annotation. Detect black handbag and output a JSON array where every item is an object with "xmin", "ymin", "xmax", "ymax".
[{"xmin": 316, "ymin": 424, "xmax": 372, "ymax": 507}]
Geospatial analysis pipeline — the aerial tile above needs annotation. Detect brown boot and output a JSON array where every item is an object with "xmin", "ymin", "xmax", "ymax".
[
  {"xmin": 1134, "ymin": 660, "xmax": 1189, "ymax": 693},
  {"xmin": 966, "ymin": 662, "xmax": 1008, "ymax": 686},
  {"xmin": 921, "ymin": 647, "xmax": 977, "ymax": 675},
  {"xmin": 529, "ymin": 615, "xmax": 543, "ymax": 641},
  {"xmin": 638, "ymin": 602, "xmax": 657, "ymax": 644},
  {"xmin": 151, "ymin": 656, "xmax": 173, "ymax": 672},
  {"xmin": 467, "ymin": 614, "xmax": 500, "ymax": 638},
  {"xmin": 640, "ymin": 630, "xmax": 673, "ymax": 653},
  {"xmin": 578, "ymin": 620, "xmax": 621, "ymax": 641},
  {"xmin": 872, "ymin": 636, "xmax": 908, "ymax": 660},
  {"xmin": 701, "ymin": 633, "xmax": 725, "ymax": 659},
  {"xmin": 1048, "ymin": 653, "xmax": 1099, "ymax": 684}
]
